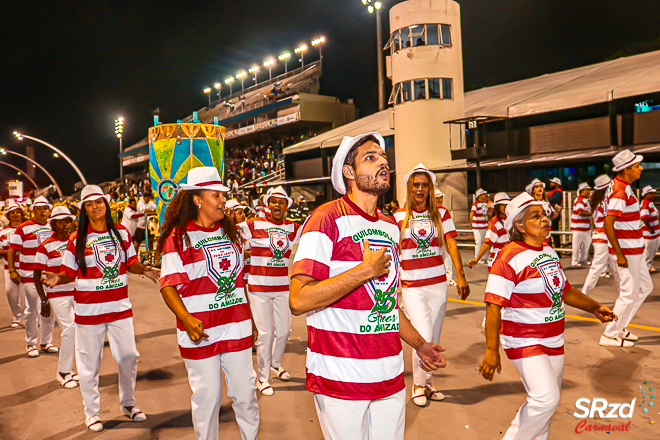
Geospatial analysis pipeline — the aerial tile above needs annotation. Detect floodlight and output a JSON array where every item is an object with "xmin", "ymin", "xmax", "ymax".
[
  {"xmin": 236, "ymin": 71, "xmax": 247, "ymax": 79},
  {"xmin": 311, "ymin": 36, "xmax": 326, "ymax": 46},
  {"xmin": 295, "ymin": 44, "xmax": 308, "ymax": 54},
  {"xmin": 203, "ymin": 87, "xmax": 212, "ymax": 93},
  {"xmin": 278, "ymin": 52, "xmax": 291, "ymax": 61},
  {"xmin": 225, "ymin": 77, "xmax": 234, "ymax": 84},
  {"xmin": 264, "ymin": 58, "xmax": 275, "ymax": 67},
  {"xmin": 248, "ymin": 66, "xmax": 260, "ymax": 73},
  {"xmin": 214, "ymin": 82, "xmax": 221, "ymax": 89}
]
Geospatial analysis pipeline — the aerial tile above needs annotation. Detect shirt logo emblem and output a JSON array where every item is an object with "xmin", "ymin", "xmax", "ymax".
[
  {"xmin": 410, "ymin": 219, "xmax": 434, "ymax": 249},
  {"xmin": 36, "ymin": 230, "xmax": 52, "ymax": 246},
  {"xmin": 202, "ymin": 241, "xmax": 239, "ymax": 299},
  {"xmin": 360, "ymin": 238, "xmax": 400, "ymax": 317},
  {"xmin": 93, "ymin": 240, "xmax": 121, "ymax": 282},
  {"xmin": 268, "ymin": 230, "xmax": 289, "ymax": 260},
  {"xmin": 536, "ymin": 258, "xmax": 566, "ymax": 316}
]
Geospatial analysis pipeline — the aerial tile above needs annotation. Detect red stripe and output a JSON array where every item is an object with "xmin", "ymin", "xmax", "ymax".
[
  {"xmin": 47, "ymin": 291, "xmax": 74, "ymax": 299},
  {"xmin": 609, "ymin": 247, "xmax": 644, "ymax": 255},
  {"xmin": 401, "ymin": 275, "xmax": 447, "ymax": 288},
  {"xmin": 179, "ymin": 337, "xmax": 252, "ymax": 359},
  {"xmin": 502, "ymin": 318, "xmax": 564, "ymax": 339},
  {"xmin": 504, "ymin": 345, "xmax": 564, "ymax": 359},
  {"xmin": 291, "ymin": 259, "xmax": 330, "ymax": 281},
  {"xmin": 401, "ymin": 255, "xmax": 444, "ymax": 270},
  {"xmin": 308, "ymin": 327, "xmax": 402, "ymax": 360},
  {"xmin": 508, "ymin": 293, "xmax": 554, "ymax": 309},
  {"xmin": 484, "ymin": 293, "xmax": 509, "ymax": 307},
  {"xmin": 247, "ymin": 284, "xmax": 290, "ymax": 293},
  {"xmin": 306, "ymin": 372, "xmax": 405, "ymax": 401},
  {"xmin": 75, "ymin": 309, "xmax": 133, "ymax": 325},
  {"xmin": 177, "ymin": 305, "xmax": 251, "ymax": 331},
  {"xmin": 248, "ymin": 265, "xmax": 289, "ymax": 277},
  {"xmin": 250, "ymin": 247, "xmax": 293, "ymax": 258},
  {"xmin": 74, "ymin": 286, "xmax": 128, "ymax": 304},
  {"xmin": 196, "ymin": 180, "xmax": 225, "ymax": 187}
]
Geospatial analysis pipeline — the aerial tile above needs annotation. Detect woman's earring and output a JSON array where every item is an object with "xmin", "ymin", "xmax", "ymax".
[{"xmin": 197, "ymin": 204, "xmax": 202, "ymax": 209}]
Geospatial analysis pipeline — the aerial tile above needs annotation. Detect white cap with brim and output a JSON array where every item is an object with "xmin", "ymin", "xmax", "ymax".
[
  {"xmin": 264, "ymin": 185, "xmax": 293, "ymax": 208},
  {"xmin": 593, "ymin": 174, "xmax": 611, "ymax": 190},
  {"xmin": 331, "ymin": 132, "xmax": 386, "ymax": 195},
  {"xmin": 550, "ymin": 177, "xmax": 562, "ymax": 185},
  {"xmin": 5, "ymin": 202, "xmax": 24, "ymax": 214},
  {"xmin": 179, "ymin": 166, "xmax": 229, "ymax": 192},
  {"xmin": 32, "ymin": 196, "xmax": 52, "ymax": 210},
  {"xmin": 504, "ymin": 192, "xmax": 548, "ymax": 232},
  {"xmin": 642, "ymin": 185, "xmax": 656, "ymax": 197},
  {"xmin": 434, "ymin": 189, "xmax": 443, "ymax": 198},
  {"xmin": 476, "ymin": 188, "xmax": 487, "ymax": 197},
  {"xmin": 49, "ymin": 206, "xmax": 75, "ymax": 222},
  {"xmin": 76, "ymin": 185, "xmax": 111, "ymax": 209},
  {"xmin": 493, "ymin": 192, "xmax": 511, "ymax": 206},
  {"xmin": 612, "ymin": 149, "xmax": 643, "ymax": 172},
  {"xmin": 404, "ymin": 163, "xmax": 436, "ymax": 186}
]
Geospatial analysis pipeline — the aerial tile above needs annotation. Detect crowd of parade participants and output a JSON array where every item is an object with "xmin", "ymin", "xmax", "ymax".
[{"xmin": 1, "ymin": 132, "xmax": 656, "ymax": 439}]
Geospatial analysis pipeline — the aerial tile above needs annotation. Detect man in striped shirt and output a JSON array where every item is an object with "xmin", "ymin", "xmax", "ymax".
[
  {"xmin": 470, "ymin": 189, "xmax": 489, "ymax": 263},
  {"xmin": 600, "ymin": 149, "xmax": 653, "ymax": 347},
  {"xmin": 640, "ymin": 185, "xmax": 660, "ymax": 272},
  {"xmin": 570, "ymin": 182, "xmax": 592, "ymax": 266},
  {"xmin": 290, "ymin": 132, "xmax": 445, "ymax": 440}
]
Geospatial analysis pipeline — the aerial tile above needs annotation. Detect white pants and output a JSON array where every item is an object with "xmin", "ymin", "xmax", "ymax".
[
  {"xmin": 473, "ymin": 229, "xmax": 487, "ymax": 261},
  {"xmin": 401, "ymin": 284, "xmax": 447, "ymax": 387},
  {"xmin": 581, "ymin": 243, "xmax": 619, "ymax": 296},
  {"xmin": 4, "ymin": 269, "xmax": 24, "ymax": 322},
  {"xmin": 75, "ymin": 317, "xmax": 139, "ymax": 418},
  {"xmin": 503, "ymin": 354, "xmax": 564, "ymax": 440},
  {"xmin": 23, "ymin": 283, "xmax": 54, "ymax": 346},
  {"xmin": 49, "ymin": 296, "xmax": 76, "ymax": 374},
  {"xmin": 314, "ymin": 388, "xmax": 406, "ymax": 440},
  {"xmin": 571, "ymin": 231, "xmax": 591, "ymax": 265},
  {"xmin": 248, "ymin": 290, "xmax": 291, "ymax": 382},
  {"xmin": 442, "ymin": 247, "xmax": 453, "ymax": 281},
  {"xmin": 184, "ymin": 349, "xmax": 259, "ymax": 440},
  {"xmin": 603, "ymin": 254, "xmax": 653, "ymax": 338},
  {"xmin": 643, "ymin": 237, "xmax": 660, "ymax": 268}
]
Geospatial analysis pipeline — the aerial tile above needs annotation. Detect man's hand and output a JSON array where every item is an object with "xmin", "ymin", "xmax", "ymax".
[
  {"xmin": 467, "ymin": 258, "xmax": 478, "ymax": 268},
  {"xmin": 40, "ymin": 301, "xmax": 51, "ymax": 318},
  {"xmin": 10, "ymin": 271, "xmax": 20, "ymax": 286},
  {"xmin": 252, "ymin": 321, "xmax": 259, "ymax": 343},
  {"xmin": 616, "ymin": 254, "xmax": 628, "ymax": 268},
  {"xmin": 182, "ymin": 315, "xmax": 209, "ymax": 342},
  {"xmin": 142, "ymin": 266, "xmax": 161, "ymax": 283},
  {"xmin": 362, "ymin": 239, "xmax": 391, "ymax": 279},
  {"xmin": 41, "ymin": 271, "xmax": 59, "ymax": 288},
  {"xmin": 417, "ymin": 342, "xmax": 446, "ymax": 371},
  {"xmin": 479, "ymin": 349, "xmax": 502, "ymax": 381},
  {"xmin": 456, "ymin": 274, "xmax": 470, "ymax": 300},
  {"xmin": 594, "ymin": 305, "xmax": 617, "ymax": 323}
]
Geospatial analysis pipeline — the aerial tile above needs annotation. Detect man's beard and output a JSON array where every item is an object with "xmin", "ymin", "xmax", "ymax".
[{"xmin": 355, "ymin": 171, "xmax": 390, "ymax": 196}]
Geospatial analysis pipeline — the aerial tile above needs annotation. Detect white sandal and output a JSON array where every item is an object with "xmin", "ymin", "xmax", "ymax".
[
  {"xmin": 122, "ymin": 405, "xmax": 146, "ymax": 422},
  {"xmin": 26, "ymin": 345, "xmax": 39, "ymax": 358},
  {"xmin": 57, "ymin": 373, "xmax": 78, "ymax": 389},
  {"xmin": 412, "ymin": 386, "xmax": 427, "ymax": 407},
  {"xmin": 86, "ymin": 415, "xmax": 104, "ymax": 432},
  {"xmin": 41, "ymin": 343, "xmax": 59, "ymax": 353}
]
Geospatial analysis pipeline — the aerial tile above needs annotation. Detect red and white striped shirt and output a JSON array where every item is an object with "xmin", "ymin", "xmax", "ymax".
[
  {"xmin": 640, "ymin": 198, "xmax": 660, "ymax": 240},
  {"xmin": 243, "ymin": 216, "xmax": 301, "ymax": 293},
  {"xmin": 471, "ymin": 201, "xmax": 489, "ymax": 230},
  {"xmin": 485, "ymin": 216, "xmax": 509, "ymax": 269},
  {"xmin": 33, "ymin": 236, "xmax": 74, "ymax": 298},
  {"xmin": 160, "ymin": 221, "xmax": 251, "ymax": 360},
  {"xmin": 393, "ymin": 207, "xmax": 457, "ymax": 288},
  {"xmin": 62, "ymin": 225, "xmax": 137, "ymax": 325},
  {"xmin": 592, "ymin": 201, "xmax": 607, "ymax": 244},
  {"xmin": 0, "ymin": 226, "xmax": 19, "ymax": 271},
  {"xmin": 605, "ymin": 177, "xmax": 643, "ymax": 255},
  {"xmin": 484, "ymin": 241, "xmax": 570, "ymax": 360},
  {"xmin": 292, "ymin": 195, "xmax": 404, "ymax": 400},
  {"xmin": 570, "ymin": 195, "xmax": 591, "ymax": 231},
  {"xmin": 9, "ymin": 219, "xmax": 52, "ymax": 283}
]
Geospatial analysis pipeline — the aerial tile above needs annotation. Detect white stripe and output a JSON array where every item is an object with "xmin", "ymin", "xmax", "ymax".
[
  {"xmin": 500, "ymin": 334, "xmax": 564, "ymax": 349},
  {"xmin": 329, "ymin": 260, "xmax": 360, "ymax": 278},
  {"xmin": 502, "ymin": 306, "xmax": 564, "ymax": 325},
  {"xmin": 485, "ymin": 274, "xmax": 515, "ymax": 300},
  {"xmin": 401, "ymin": 265, "xmax": 446, "ymax": 280},
  {"xmin": 513, "ymin": 278, "xmax": 546, "ymax": 294},
  {"xmin": 74, "ymin": 297, "xmax": 132, "ymax": 316},
  {"xmin": 307, "ymin": 307, "xmax": 399, "ymax": 335},
  {"xmin": 401, "ymin": 246, "xmax": 442, "ymax": 260},
  {"xmin": 248, "ymin": 274, "xmax": 290, "ymax": 286},
  {"xmin": 306, "ymin": 349, "xmax": 404, "ymax": 383},
  {"xmin": 177, "ymin": 319, "xmax": 251, "ymax": 348},
  {"xmin": 75, "ymin": 274, "xmax": 128, "ymax": 291},
  {"xmin": 182, "ymin": 289, "xmax": 247, "ymax": 314}
]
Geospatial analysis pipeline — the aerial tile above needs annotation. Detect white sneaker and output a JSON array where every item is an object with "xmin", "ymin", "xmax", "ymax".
[
  {"xmin": 424, "ymin": 386, "xmax": 445, "ymax": 401},
  {"xmin": 412, "ymin": 386, "xmax": 427, "ymax": 407},
  {"xmin": 11, "ymin": 320, "xmax": 20, "ymax": 328},
  {"xmin": 270, "ymin": 366, "xmax": 291, "ymax": 381},
  {"xmin": 599, "ymin": 335, "xmax": 634, "ymax": 348},
  {"xmin": 257, "ymin": 380, "xmax": 274, "ymax": 396},
  {"xmin": 26, "ymin": 345, "xmax": 39, "ymax": 358},
  {"xmin": 41, "ymin": 343, "xmax": 59, "ymax": 353},
  {"xmin": 57, "ymin": 372, "xmax": 78, "ymax": 389},
  {"xmin": 122, "ymin": 405, "xmax": 146, "ymax": 422},
  {"xmin": 86, "ymin": 415, "xmax": 104, "ymax": 432},
  {"xmin": 621, "ymin": 329, "xmax": 639, "ymax": 341}
]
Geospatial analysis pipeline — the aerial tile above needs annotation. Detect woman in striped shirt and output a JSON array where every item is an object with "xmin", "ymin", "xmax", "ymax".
[
  {"xmin": 468, "ymin": 192, "xmax": 510, "ymax": 271},
  {"xmin": 479, "ymin": 192, "xmax": 615, "ymax": 440},
  {"xmin": 527, "ymin": 179, "xmax": 560, "ymax": 246}
]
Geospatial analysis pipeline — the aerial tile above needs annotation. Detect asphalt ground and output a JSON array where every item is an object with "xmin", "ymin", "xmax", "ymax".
[{"xmin": 0, "ymin": 250, "xmax": 658, "ymax": 440}]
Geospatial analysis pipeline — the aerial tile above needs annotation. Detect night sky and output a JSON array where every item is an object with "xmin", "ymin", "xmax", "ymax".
[{"xmin": 1, "ymin": 0, "xmax": 659, "ymax": 196}]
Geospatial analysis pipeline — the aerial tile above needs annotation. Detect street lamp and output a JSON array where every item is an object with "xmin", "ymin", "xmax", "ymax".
[
  {"xmin": 236, "ymin": 71, "xmax": 247, "ymax": 93},
  {"xmin": 225, "ymin": 76, "xmax": 235, "ymax": 95},
  {"xmin": 264, "ymin": 58, "xmax": 276, "ymax": 81},
  {"xmin": 248, "ymin": 66, "xmax": 260, "ymax": 86},
  {"xmin": 13, "ymin": 131, "xmax": 87, "ymax": 185},
  {"xmin": 214, "ymin": 82, "xmax": 222, "ymax": 101},
  {"xmin": 311, "ymin": 36, "xmax": 326, "ymax": 59},
  {"xmin": 363, "ymin": 0, "xmax": 386, "ymax": 111},
  {"xmin": 0, "ymin": 148, "xmax": 63, "ymax": 197},
  {"xmin": 115, "ymin": 116, "xmax": 124, "ymax": 180},
  {"xmin": 203, "ymin": 87, "xmax": 212, "ymax": 106},
  {"xmin": 295, "ymin": 44, "xmax": 308, "ymax": 67},
  {"xmin": 278, "ymin": 52, "xmax": 291, "ymax": 73},
  {"xmin": 0, "ymin": 161, "xmax": 38, "ymax": 189}
]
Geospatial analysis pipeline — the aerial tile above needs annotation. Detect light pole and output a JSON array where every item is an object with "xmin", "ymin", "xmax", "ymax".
[
  {"xmin": 311, "ymin": 36, "xmax": 326, "ymax": 59},
  {"xmin": 114, "ymin": 116, "xmax": 124, "ymax": 181},
  {"xmin": 278, "ymin": 52, "xmax": 291, "ymax": 73},
  {"xmin": 264, "ymin": 58, "xmax": 275, "ymax": 81},
  {"xmin": 0, "ymin": 148, "xmax": 63, "ymax": 197},
  {"xmin": 225, "ymin": 76, "xmax": 234, "ymax": 96},
  {"xmin": 236, "ymin": 71, "xmax": 247, "ymax": 94},
  {"xmin": 295, "ymin": 44, "xmax": 308, "ymax": 67},
  {"xmin": 0, "ymin": 161, "xmax": 38, "ymax": 189},
  {"xmin": 214, "ymin": 82, "xmax": 221, "ymax": 101},
  {"xmin": 203, "ymin": 87, "xmax": 212, "ymax": 107},
  {"xmin": 363, "ymin": 0, "xmax": 386, "ymax": 111},
  {"xmin": 13, "ymin": 132, "xmax": 87, "ymax": 185},
  {"xmin": 249, "ymin": 66, "xmax": 260, "ymax": 86}
]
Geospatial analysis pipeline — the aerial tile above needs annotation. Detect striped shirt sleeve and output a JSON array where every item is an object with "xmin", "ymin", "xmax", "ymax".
[
  {"xmin": 160, "ymin": 233, "xmax": 190, "ymax": 289},
  {"xmin": 292, "ymin": 210, "xmax": 337, "ymax": 280},
  {"xmin": 441, "ymin": 208, "xmax": 458, "ymax": 239},
  {"xmin": 62, "ymin": 237, "xmax": 78, "ymax": 279},
  {"xmin": 484, "ymin": 256, "xmax": 515, "ymax": 307},
  {"xmin": 9, "ymin": 226, "xmax": 23, "ymax": 251},
  {"xmin": 33, "ymin": 244, "xmax": 48, "ymax": 271}
]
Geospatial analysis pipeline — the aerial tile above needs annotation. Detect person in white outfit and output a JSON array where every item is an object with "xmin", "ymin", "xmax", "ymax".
[
  {"xmin": 393, "ymin": 163, "xmax": 469, "ymax": 407},
  {"xmin": 571, "ymin": 182, "xmax": 593, "ymax": 266},
  {"xmin": 480, "ymin": 192, "xmax": 616, "ymax": 440},
  {"xmin": 159, "ymin": 167, "xmax": 259, "ymax": 440},
  {"xmin": 44, "ymin": 185, "xmax": 160, "ymax": 432},
  {"xmin": 34, "ymin": 206, "xmax": 79, "ymax": 388},
  {"xmin": 470, "ymin": 188, "xmax": 489, "ymax": 262},
  {"xmin": 640, "ymin": 185, "xmax": 660, "ymax": 272},
  {"xmin": 581, "ymin": 175, "xmax": 620, "ymax": 296},
  {"xmin": 0, "ymin": 202, "xmax": 26, "ymax": 328},
  {"xmin": 600, "ymin": 150, "xmax": 654, "ymax": 347}
]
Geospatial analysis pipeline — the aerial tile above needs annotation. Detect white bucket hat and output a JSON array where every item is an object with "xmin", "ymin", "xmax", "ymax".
[
  {"xmin": 179, "ymin": 167, "xmax": 229, "ymax": 192},
  {"xmin": 504, "ymin": 192, "xmax": 547, "ymax": 232},
  {"xmin": 49, "ymin": 206, "xmax": 75, "ymax": 222},
  {"xmin": 577, "ymin": 182, "xmax": 591, "ymax": 191},
  {"xmin": 404, "ymin": 163, "xmax": 436, "ymax": 186},
  {"xmin": 530, "ymin": 178, "xmax": 545, "ymax": 189},
  {"xmin": 612, "ymin": 149, "xmax": 643, "ymax": 172},
  {"xmin": 331, "ymin": 132, "xmax": 386, "ymax": 195},
  {"xmin": 32, "ymin": 196, "xmax": 53, "ymax": 210},
  {"xmin": 225, "ymin": 199, "xmax": 241, "ymax": 210},
  {"xmin": 550, "ymin": 177, "xmax": 562, "ymax": 185},
  {"xmin": 264, "ymin": 185, "xmax": 293, "ymax": 208},
  {"xmin": 642, "ymin": 185, "xmax": 656, "ymax": 197},
  {"xmin": 434, "ymin": 189, "xmax": 444, "ymax": 198},
  {"xmin": 76, "ymin": 185, "xmax": 111, "ymax": 208},
  {"xmin": 493, "ymin": 192, "xmax": 511, "ymax": 206},
  {"xmin": 5, "ymin": 201, "xmax": 24, "ymax": 214},
  {"xmin": 475, "ymin": 188, "xmax": 487, "ymax": 197},
  {"xmin": 593, "ymin": 174, "xmax": 611, "ymax": 190}
]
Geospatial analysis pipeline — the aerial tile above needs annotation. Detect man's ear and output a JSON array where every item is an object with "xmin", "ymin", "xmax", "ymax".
[{"xmin": 342, "ymin": 164, "xmax": 355, "ymax": 181}]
